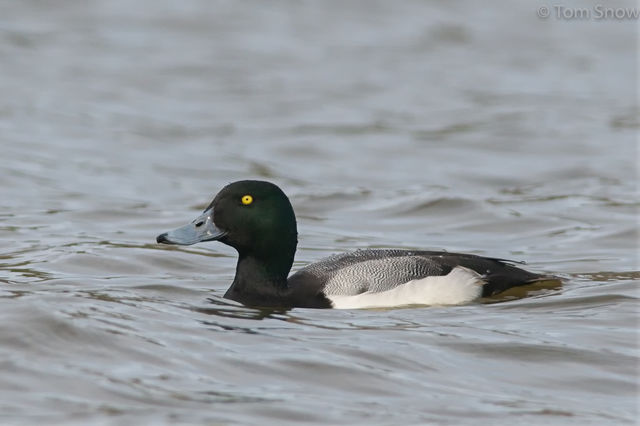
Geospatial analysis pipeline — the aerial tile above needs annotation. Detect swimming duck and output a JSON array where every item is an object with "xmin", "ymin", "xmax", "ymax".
[{"xmin": 157, "ymin": 180, "xmax": 554, "ymax": 309}]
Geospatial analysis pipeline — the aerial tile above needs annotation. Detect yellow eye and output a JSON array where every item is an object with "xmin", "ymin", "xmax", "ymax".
[{"xmin": 241, "ymin": 195, "xmax": 253, "ymax": 205}]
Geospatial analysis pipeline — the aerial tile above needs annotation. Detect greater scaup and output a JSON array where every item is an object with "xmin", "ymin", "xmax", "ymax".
[{"xmin": 157, "ymin": 180, "xmax": 556, "ymax": 309}]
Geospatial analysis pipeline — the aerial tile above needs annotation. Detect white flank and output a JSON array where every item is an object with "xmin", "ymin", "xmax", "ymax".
[{"xmin": 327, "ymin": 266, "xmax": 486, "ymax": 309}]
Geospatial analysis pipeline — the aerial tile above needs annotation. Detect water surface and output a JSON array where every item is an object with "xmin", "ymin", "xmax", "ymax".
[{"xmin": 1, "ymin": 1, "xmax": 638, "ymax": 424}]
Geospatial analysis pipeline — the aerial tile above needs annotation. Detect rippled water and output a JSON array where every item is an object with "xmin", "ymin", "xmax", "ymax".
[{"xmin": 1, "ymin": 1, "xmax": 638, "ymax": 424}]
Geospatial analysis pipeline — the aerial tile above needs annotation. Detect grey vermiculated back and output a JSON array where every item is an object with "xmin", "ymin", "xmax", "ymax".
[
  {"xmin": 289, "ymin": 249, "xmax": 544, "ymax": 297},
  {"xmin": 292, "ymin": 250, "xmax": 466, "ymax": 295}
]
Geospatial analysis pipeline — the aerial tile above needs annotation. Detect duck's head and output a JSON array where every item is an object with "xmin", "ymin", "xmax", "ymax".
[{"xmin": 157, "ymin": 180, "xmax": 298, "ymax": 258}]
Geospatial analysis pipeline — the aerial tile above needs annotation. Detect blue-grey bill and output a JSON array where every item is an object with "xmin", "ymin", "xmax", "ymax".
[{"xmin": 156, "ymin": 207, "xmax": 225, "ymax": 245}]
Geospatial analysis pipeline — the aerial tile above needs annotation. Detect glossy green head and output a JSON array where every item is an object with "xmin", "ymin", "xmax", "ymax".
[{"xmin": 158, "ymin": 180, "xmax": 298, "ymax": 264}]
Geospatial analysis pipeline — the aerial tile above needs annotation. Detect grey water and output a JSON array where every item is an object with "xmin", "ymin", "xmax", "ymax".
[{"xmin": 1, "ymin": 0, "xmax": 638, "ymax": 424}]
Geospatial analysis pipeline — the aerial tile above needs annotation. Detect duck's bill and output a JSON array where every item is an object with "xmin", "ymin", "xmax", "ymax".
[{"xmin": 156, "ymin": 207, "xmax": 226, "ymax": 245}]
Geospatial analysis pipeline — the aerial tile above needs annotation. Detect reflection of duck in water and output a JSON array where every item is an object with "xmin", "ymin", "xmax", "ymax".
[{"xmin": 157, "ymin": 180, "xmax": 558, "ymax": 309}]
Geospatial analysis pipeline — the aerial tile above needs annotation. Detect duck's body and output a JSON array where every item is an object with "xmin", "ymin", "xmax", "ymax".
[{"xmin": 157, "ymin": 180, "xmax": 555, "ymax": 309}]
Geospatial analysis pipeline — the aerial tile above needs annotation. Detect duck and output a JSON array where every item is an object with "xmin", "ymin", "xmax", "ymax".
[{"xmin": 156, "ymin": 180, "xmax": 556, "ymax": 309}]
